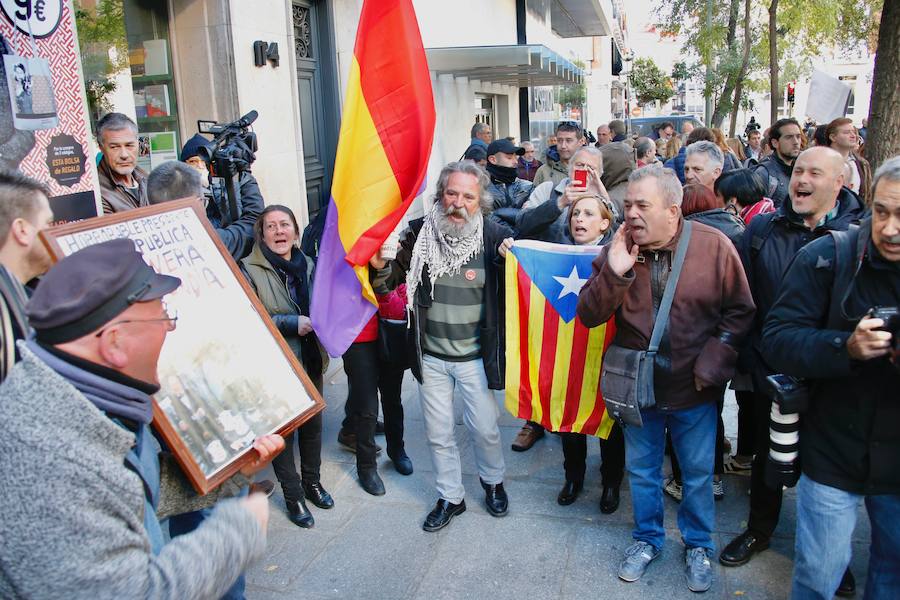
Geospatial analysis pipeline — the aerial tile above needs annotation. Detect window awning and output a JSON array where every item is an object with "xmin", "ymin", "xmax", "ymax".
[
  {"xmin": 551, "ymin": 0, "xmax": 614, "ymax": 38},
  {"xmin": 425, "ymin": 45, "xmax": 584, "ymax": 88}
]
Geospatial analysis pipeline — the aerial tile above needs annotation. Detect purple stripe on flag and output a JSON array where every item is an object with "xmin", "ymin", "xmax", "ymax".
[{"xmin": 310, "ymin": 198, "xmax": 377, "ymax": 357}]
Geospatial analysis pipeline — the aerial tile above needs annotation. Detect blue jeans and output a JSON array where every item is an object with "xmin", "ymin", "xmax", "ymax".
[
  {"xmin": 792, "ymin": 474, "xmax": 900, "ymax": 600},
  {"xmin": 623, "ymin": 402, "xmax": 717, "ymax": 552},
  {"xmin": 419, "ymin": 355, "xmax": 505, "ymax": 503}
]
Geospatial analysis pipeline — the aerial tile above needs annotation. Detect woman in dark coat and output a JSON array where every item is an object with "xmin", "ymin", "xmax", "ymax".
[{"xmin": 242, "ymin": 205, "xmax": 333, "ymax": 528}]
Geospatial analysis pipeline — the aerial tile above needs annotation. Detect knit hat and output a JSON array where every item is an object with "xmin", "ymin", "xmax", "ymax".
[{"xmin": 180, "ymin": 133, "xmax": 211, "ymax": 162}]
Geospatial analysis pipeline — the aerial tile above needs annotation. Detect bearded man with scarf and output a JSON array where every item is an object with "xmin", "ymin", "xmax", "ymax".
[
  {"xmin": 371, "ymin": 160, "xmax": 513, "ymax": 532},
  {"xmin": 484, "ymin": 139, "xmax": 534, "ymax": 233}
]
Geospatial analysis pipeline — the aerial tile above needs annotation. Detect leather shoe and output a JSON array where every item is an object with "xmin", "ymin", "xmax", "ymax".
[
  {"xmin": 358, "ymin": 469, "xmax": 385, "ymax": 496},
  {"xmin": 337, "ymin": 429, "xmax": 382, "ymax": 455},
  {"xmin": 389, "ymin": 451, "xmax": 414, "ymax": 476},
  {"xmin": 302, "ymin": 481, "xmax": 334, "ymax": 509},
  {"xmin": 480, "ymin": 478, "xmax": 508, "ymax": 517},
  {"xmin": 285, "ymin": 499, "xmax": 314, "ymax": 528},
  {"xmin": 249, "ymin": 479, "xmax": 275, "ymax": 498},
  {"xmin": 557, "ymin": 480, "xmax": 583, "ymax": 505},
  {"xmin": 511, "ymin": 424, "xmax": 544, "ymax": 452},
  {"xmin": 423, "ymin": 498, "xmax": 466, "ymax": 532},
  {"xmin": 600, "ymin": 485, "xmax": 620, "ymax": 514},
  {"xmin": 836, "ymin": 567, "xmax": 855, "ymax": 597},
  {"xmin": 719, "ymin": 530, "xmax": 769, "ymax": 567}
]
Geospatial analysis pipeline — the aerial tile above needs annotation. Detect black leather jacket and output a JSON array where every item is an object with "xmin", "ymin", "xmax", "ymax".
[{"xmin": 488, "ymin": 178, "xmax": 533, "ymax": 231}]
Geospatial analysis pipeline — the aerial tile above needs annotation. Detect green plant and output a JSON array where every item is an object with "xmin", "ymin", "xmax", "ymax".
[{"xmin": 630, "ymin": 57, "xmax": 675, "ymax": 106}]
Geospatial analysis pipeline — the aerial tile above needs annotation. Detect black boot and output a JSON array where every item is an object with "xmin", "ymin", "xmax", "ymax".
[
  {"xmin": 302, "ymin": 481, "xmax": 334, "ymax": 509},
  {"xmin": 285, "ymin": 498, "xmax": 314, "ymax": 528},
  {"xmin": 599, "ymin": 484, "xmax": 620, "ymax": 514},
  {"xmin": 557, "ymin": 480, "xmax": 583, "ymax": 506},
  {"xmin": 389, "ymin": 450, "xmax": 414, "ymax": 476},
  {"xmin": 358, "ymin": 469, "xmax": 385, "ymax": 496},
  {"xmin": 480, "ymin": 478, "xmax": 508, "ymax": 517}
]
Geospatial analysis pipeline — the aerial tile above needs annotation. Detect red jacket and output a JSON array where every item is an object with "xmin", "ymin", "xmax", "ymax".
[{"xmin": 577, "ymin": 219, "xmax": 755, "ymax": 411}]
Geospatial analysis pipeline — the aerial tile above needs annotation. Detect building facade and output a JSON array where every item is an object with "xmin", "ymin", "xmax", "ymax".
[{"xmin": 75, "ymin": 0, "xmax": 627, "ymax": 225}]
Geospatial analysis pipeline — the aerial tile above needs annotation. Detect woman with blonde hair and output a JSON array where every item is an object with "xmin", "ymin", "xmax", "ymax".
[
  {"xmin": 711, "ymin": 128, "xmax": 741, "ymax": 171},
  {"xmin": 664, "ymin": 135, "xmax": 682, "ymax": 160}
]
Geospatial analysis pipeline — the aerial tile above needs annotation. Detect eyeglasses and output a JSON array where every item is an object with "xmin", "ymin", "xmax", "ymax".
[{"xmin": 94, "ymin": 303, "xmax": 178, "ymax": 338}]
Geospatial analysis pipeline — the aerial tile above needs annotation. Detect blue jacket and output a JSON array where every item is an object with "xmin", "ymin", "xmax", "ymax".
[{"xmin": 664, "ymin": 147, "xmax": 687, "ymax": 184}]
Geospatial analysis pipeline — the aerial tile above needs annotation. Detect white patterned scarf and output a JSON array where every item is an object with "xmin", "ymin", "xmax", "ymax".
[{"xmin": 406, "ymin": 204, "xmax": 484, "ymax": 308}]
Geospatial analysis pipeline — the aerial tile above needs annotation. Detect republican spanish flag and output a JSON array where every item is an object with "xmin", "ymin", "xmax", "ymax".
[
  {"xmin": 311, "ymin": 0, "xmax": 435, "ymax": 357},
  {"xmin": 505, "ymin": 241, "xmax": 616, "ymax": 438}
]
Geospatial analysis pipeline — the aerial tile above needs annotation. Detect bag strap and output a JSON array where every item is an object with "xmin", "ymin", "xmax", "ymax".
[{"xmin": 648, "ymin": 220, "xmax": 692, "ymax": 352}]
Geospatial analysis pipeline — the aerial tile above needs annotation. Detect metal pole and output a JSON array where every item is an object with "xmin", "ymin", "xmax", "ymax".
[{"xmin": 704, "ymin": 0, "xmax": 713, "ymax": 125}]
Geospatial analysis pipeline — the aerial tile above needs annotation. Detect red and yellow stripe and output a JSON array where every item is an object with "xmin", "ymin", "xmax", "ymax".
[{"xmin": 505, "ymin": 253, "xmax": 616, "ymax": 438}]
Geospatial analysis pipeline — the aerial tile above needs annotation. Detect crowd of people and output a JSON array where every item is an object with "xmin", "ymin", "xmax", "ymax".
[{"xmin": 0, "ymin": 109, "xmax": 896, "ymax": 600}]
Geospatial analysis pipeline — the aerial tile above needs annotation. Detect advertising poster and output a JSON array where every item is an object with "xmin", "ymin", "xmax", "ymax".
[{"xmin": 0, "ymin": 0, "xmax": 100, "ymax": 223}]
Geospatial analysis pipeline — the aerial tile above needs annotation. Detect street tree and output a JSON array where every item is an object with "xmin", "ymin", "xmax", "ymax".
[
  {"xmin": 629, "ymin": 57, "xmax": 675, "ymax": 107},
  {"xmin": 656, "ymin": 0, "xmax": 883, "ymax": 131},
  {"xmin": 866, "ymin": 0, "xmax": 900, "ymax": 171}
]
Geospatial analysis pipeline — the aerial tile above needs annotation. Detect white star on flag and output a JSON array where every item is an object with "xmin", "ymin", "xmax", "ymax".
[{"xmin": 552, "ymin": 265, "xmax": 588, "ymax": 299}]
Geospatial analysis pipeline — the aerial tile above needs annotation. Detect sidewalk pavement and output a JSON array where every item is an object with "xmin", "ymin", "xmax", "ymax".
[{"xmin": 245, "ymin": 366, "xmax": 870, "ymax": 600}]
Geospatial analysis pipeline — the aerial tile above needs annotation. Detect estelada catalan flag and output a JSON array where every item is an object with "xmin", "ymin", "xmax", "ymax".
[
  {"xmin": 505, "ymin": 240, "xmax": 616, "ymax": 438},
  {"xmin": 311, "ymin": 0, "xmax": 435, "ymax": 357}
]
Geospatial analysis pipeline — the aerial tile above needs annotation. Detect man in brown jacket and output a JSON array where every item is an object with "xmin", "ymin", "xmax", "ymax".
[
  {"xmin": 96, "ymin": 112, "xmax": 149, "ymax": 214},
  {"xmin": 577, "ymin": 164, "xmax": 754, "ymax": 593}
]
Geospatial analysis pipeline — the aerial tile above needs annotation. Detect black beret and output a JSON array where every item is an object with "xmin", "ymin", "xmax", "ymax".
[{"xmin": 28, "ymin": 238, "xmax": 181, "ymax": 344}]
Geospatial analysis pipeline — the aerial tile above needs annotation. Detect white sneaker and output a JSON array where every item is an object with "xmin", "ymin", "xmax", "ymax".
[
  {"xmin": 664, "ymin": 477, "xmax": 683, "ymax": 502},
  {"xmin": 618, "ymin": 541, "xmax": 660, "ymax": 582}
]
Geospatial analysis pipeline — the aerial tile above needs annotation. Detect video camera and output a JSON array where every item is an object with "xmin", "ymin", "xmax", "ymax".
[{"xmin": 197, "ymin": 110, "xmax": 259, "ymax": 224}]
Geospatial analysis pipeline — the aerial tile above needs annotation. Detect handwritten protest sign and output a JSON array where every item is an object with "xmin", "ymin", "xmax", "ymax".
[{"xmin": 41, "ymin": 199, "xmax": 324, "ymax": 494}]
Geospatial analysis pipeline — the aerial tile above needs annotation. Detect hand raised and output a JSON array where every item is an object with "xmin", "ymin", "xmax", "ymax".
[
  {"xmin": 558, "ymin": 184, "xmax": 589, "ymax": 209},
  {"xmin": 607, "ymin": 226, "xmax": 639, "ymax": 277}
]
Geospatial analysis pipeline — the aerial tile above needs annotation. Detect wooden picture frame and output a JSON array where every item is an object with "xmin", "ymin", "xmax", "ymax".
[{"xmin": 40, "ymin": 198, "xmax": 325, "ymax": 494}]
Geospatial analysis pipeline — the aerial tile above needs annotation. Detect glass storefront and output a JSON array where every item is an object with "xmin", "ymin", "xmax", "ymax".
[{"xmin": 75, "ymin": 0, "xmax": 180, "ymax": 168}]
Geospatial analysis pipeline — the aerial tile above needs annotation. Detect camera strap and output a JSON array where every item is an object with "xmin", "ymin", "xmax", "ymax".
[
  {"xmin": 830, "ymin": 221, "xmax": 867, "ymax": 328},
  {"xmin": 648, "ymin": 221, "xmax": 692, "ymax": 353}
]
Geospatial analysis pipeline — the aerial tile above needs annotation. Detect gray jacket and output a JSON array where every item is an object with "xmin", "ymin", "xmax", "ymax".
[{"xmin": 0, "ymin": 345, "xmax": 266, "ymax": 600}]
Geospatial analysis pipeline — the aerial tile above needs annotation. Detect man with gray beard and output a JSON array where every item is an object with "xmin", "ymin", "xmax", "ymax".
[{"xmin": 371, "ymin": 161, "xmax": 513, "ymax": 531}]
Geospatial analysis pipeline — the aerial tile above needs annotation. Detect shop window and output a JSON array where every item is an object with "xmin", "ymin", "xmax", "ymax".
[{"xmin": 75, "ymin": 0, "xmax": 180, "ymax": 169}]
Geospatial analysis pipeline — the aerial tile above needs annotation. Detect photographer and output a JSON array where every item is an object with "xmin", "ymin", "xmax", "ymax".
[
  {"xmin": 761, "ymin": 156, "xmax": 900, "ymax": 600},
  {"xmin": 178, "ymin": 133, "xmax": 264, "ymax": 261},
  {"xmin": 719, "ymin": 147, "xmax": 864, "ymax": 573}
]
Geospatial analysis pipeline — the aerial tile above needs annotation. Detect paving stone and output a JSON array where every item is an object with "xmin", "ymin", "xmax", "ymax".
[
  {"xmin": 279, "ymin": 502, "xmax": 443, "ymax": 599},
  {"xmin": 243, "ymin": 367, "xmax": 872, "ymax": 600},
  {"xmin": 412, "ymin": 513, "xmax": 575, "ymax": 600}
]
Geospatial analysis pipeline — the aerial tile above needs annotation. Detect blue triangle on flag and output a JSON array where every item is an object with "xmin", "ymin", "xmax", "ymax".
[{"xmin": 511, "ymin": 241, "xmax": 603, "ymax": 323}]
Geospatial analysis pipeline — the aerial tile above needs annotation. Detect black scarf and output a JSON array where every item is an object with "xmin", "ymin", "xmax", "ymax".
[
  {"xmin": 261, "ymin": 244, "xmax": 310, "ymax": 314},
  {"xmin": 260, "ymin": 244, "xmax": 322, "ymax": 377},
  {"xmin": 486, "ymin": 162, "xmax": 518, "ymax": 185}
]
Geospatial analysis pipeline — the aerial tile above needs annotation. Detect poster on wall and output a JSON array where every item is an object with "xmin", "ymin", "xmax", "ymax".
[
  {"xmin": 0, "ymin": 0, "xmax": 99, "ymax": 223},
  {"xmin": 40, "ymin": 199, "xmax": 325, "ymax": 493}
]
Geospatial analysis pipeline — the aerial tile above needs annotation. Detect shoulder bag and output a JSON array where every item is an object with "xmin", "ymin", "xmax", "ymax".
[{"xmin": 600, "ymin": 221, "xmax": 692, "ymax": 428}]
